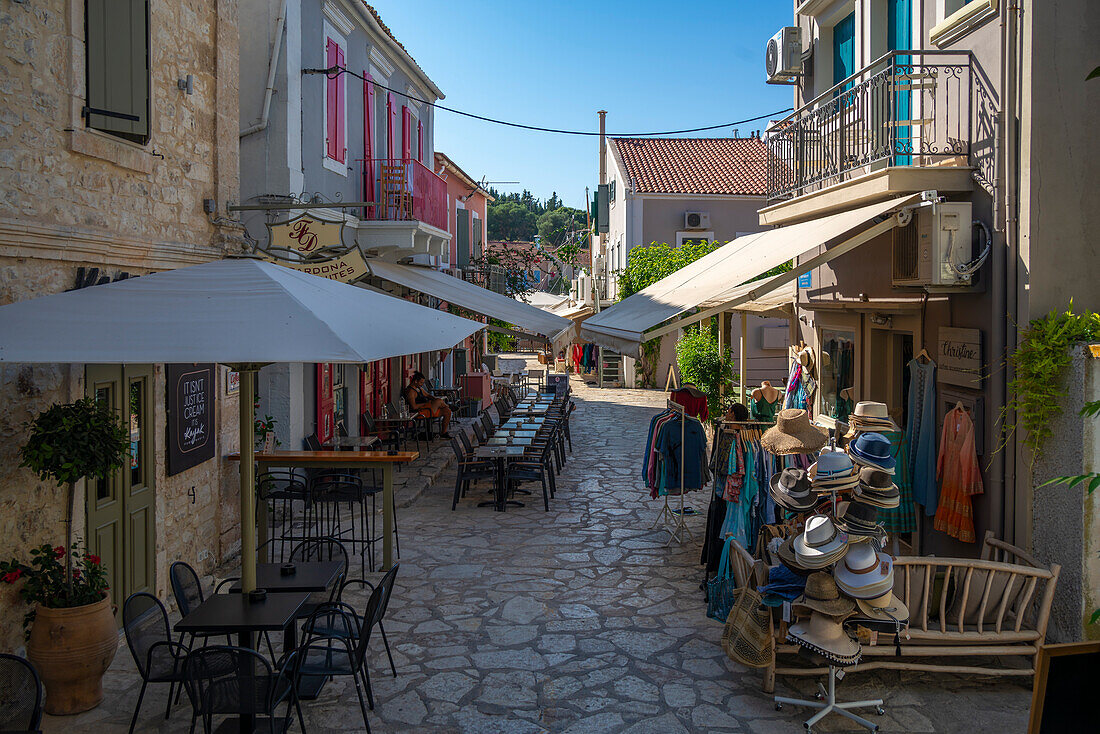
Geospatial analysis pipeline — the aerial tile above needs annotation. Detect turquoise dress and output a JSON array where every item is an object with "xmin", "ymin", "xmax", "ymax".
[{"xmin": 906, "ymin": 359, "xmax": 938, "ymax": 516}]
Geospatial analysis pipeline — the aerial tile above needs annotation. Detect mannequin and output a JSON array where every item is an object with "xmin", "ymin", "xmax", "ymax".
[{"xmin": 749, "ymin": 380, "xmax": 781, "ymax": 421}]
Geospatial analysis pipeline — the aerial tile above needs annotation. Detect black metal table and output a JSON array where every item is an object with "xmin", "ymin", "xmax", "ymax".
[
  {"xmin": 474, "ymin": 444, "xmax": 527, "ymax": 511},
  {"xmin": 225, "ymin": 561, "xmax": 342, "ymax": 594},
  {"xmin": 175, "ymin": 592, "xmax": 310, "ymax": 733}
]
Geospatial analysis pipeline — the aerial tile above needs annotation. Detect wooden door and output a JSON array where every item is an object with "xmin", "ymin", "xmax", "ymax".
[{"xmin": 85, "ymin": 365, "xmax": 155, "ymax": 619}]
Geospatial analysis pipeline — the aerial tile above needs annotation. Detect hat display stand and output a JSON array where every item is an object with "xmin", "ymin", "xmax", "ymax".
[{"xmin": 760, "ymin": 433, "xmax": 898, "ymax": 733}]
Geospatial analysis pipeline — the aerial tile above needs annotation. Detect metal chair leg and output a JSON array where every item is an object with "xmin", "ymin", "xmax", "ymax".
[
  {"xmin": 379, "ymin": 620, "xmax": 397, "ymax": 678},
  {"xmin": 128, "ymin": 679, "xmax": 148, "ymax": 734}
]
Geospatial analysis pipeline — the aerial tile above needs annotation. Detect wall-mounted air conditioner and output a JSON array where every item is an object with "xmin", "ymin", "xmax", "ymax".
[
  {"xmin": 766, "ymin": 27, "xmax": 802, "ymax": 84},
  {"xmin": 892, "ymin": 202, "xmax": 975, "ymax": 287},
  {"xmin": 684, "ymin": 211, "xmax": 711, "ymax": 230}
]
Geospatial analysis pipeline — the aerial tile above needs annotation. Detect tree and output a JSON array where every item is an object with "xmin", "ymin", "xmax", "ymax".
[{"xmin": 487, "ymin": 201, "xmax": 537, "ymax": 242}]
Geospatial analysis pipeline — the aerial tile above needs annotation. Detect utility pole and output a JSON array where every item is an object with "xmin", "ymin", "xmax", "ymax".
[{"xmin": 596, "ymin": 110, "xmax": 607, "ymax": 388}]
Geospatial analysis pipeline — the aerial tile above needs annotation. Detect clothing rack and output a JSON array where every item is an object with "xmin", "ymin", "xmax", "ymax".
[{"xmin": 650, "ymin": 398, "xmax": 695, "ymax": 545}]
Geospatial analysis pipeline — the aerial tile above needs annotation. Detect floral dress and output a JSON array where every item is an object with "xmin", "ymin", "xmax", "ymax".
[{"xmin": 933, "ymin": 406, "xmax": 983, "ymax": 543}]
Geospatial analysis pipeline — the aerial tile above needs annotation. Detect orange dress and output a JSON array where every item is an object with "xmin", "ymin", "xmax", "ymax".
[{"xmin": 933, "ymin": 406, "xmax": 983, "ymax": 542}]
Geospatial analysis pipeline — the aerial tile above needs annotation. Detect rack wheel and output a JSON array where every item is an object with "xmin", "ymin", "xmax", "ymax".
[
  {"xmin": 804, "ymin": 725, "xmax": 813, "ymax": 733},
  {"xmin": 876, "ymin": 706, "xmax": 885, "ymax": 716},
  {"xmin": 775, "ymin": 703, "xmax": 783, "ymax": 711},
  {"xmin": 814, "ymin": 692, "xmax": 824, "ymax": 700}
]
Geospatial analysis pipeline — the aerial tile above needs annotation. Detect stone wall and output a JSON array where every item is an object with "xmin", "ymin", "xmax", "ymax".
[
  {"xmin": 0, "ymin": 0, "xmax": 243, "ymax": 653},
  {"xmin": 1032, "ymin": 344, "xmax": 1100, "ymax": 643}
]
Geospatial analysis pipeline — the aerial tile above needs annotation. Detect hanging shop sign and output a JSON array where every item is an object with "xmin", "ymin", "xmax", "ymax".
[
  {"xmin": 166, "ymin": 363, "xmax": 216, "ymax": 475},
  {"xmin": 261, "ymin": 213, "xmax": 368, "ymax": 284},
  {"xmin": 938, "ymin": 327, "xmax": 983, "ymax": 387}
]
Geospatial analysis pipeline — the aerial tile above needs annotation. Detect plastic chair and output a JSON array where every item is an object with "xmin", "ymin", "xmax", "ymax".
[
  {"xmin": 122, "ymin": 593, "xmax": 190, "ymax": 733},
  {"xmin": 183, "ymin": 645, "xmax": 303, "ymax": 734},
  {"xmin": 0, "ymin": 653, "xmax": 43, "ymax": 733}
]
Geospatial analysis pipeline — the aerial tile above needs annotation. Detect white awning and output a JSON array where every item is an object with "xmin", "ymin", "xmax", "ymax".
[
  {"xmin": 581, "ymin": 195, "xmax": 920, "ymax": 355},
  {"xmin": 367, "ymin": 260, "xmax": 574, "ymax": 344}
]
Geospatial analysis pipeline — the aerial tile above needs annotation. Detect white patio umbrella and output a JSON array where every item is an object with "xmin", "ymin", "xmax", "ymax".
[{"xmin": 0, "ymin": 257, "xmax": 484, "ymax": 591}]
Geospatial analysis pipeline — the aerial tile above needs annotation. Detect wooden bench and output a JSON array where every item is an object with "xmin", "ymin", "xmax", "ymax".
[{"xmin": 744, "ymin": 531, "xmax": 1060, "ymax": 692}]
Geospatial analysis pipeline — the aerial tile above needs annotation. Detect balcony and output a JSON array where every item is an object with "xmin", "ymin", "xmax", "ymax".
[
  {"xmin": 764, "ymin": 51, "xmax": 984, "ymax": 222},
  {"xmin": 357, "ymin": 158, "xmax": 449, "ymax": 255}
]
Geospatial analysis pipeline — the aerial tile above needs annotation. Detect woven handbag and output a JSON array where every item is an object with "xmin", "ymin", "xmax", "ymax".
[
  {"xmin": 722, "ymin": 586, "xmax": 774, "ymax": 668},
  {"xmin": 706, "ymin": 537, "xmax": 739, "ymax": 622}
]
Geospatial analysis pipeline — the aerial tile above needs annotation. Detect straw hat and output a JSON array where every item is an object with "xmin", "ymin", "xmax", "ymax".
[
  {"xmin": 847, "ymin": 432, "xmax": 897, "ymax": 474},
  {"xmin": 721, "ymin": 587, "xmax": 774, "ymax": 668},
  {"xmin": 809, "ymin": 449, "xmax": 859, "ymax": 492},
  {"xmin": 793, "ymin": 572, "xmax": 856, "ymax": 618},
  {"xmin": 761, "ymin": 409, "xmax": 828, "ymax": 455},
  {"xmin": 797, "ymin": 346, "xmax": 815, "ymax": 372},
  {"xmin": 769, "ymin": 468, "xmax": 818, "ymax": 512},
  {"xmin": 854, "ymin": 590, "xmax": 910, "ymax": 624},
  {"xmin": 834, "ymin": 543, "xmax": 894, "ymax": 600},
  {"xmin": 787, "ymin": 611, "xmax": 862, "ymax": 665},
  {"xmin": 776, "ymin": 536, "xmax": 814, "ymax": 576},
  {"xmin": 846, "ymin": 401, "xmax": 900, "ymax": 433},
  {"xmin": 793, "ymin": 515, "xmax": 848, "ymax": 569},
  {"xmin": 835, "ymin": 500, "xmax": 882, "ymax": 539}
]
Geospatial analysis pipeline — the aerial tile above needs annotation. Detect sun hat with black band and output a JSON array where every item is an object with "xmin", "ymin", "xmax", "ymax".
[
  {"xmin": 787, "ymin": 611, "xmax": 862, "ymax": 665},
  {"xmin": 847, "ymin": 432, "xmax": 897, "ymax": 474},
  {"xmin": 854, "ymin": 466, "xmax": 900, "ymax": 508},
  {"xmin": 769, "ymin": 468, "xmax": 819, "ymax": 512},
  {"xmin": 793, "ymin": 572, "xmax": 855, "ymax": 618},
  {"xmin": 835, "ymin": 500, "xmax": 882, "ymax": 539},
  {"xmin": 761, "ymin": 409, "xmax": 829, "ymax": 455},
  {"xmin": 854, "ymin": 590, "xmax": 910, "ymax": 625},
  {"xmin": 793, "ymin": 514, "xmax": 849, "ymax": 569}
]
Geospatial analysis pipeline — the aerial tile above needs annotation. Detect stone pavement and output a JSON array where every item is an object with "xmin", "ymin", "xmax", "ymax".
[{"xmin": 45, "ymin": 373, "xmax": 1030, "ymax": 733}]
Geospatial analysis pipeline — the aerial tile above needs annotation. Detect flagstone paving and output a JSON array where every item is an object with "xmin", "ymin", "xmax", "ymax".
[{"xmin": 44, "ymin": 371, "xmax": 1030, "ymax": 733}]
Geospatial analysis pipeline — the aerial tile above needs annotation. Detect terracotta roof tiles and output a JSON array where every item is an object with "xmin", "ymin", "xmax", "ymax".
[{"xmin": 611, "ymin": 137, "xmax": 767, "ymax": 196}]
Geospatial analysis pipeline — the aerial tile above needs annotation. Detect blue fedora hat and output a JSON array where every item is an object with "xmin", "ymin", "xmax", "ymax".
[{"xmin": 847, "ymin": 432, "xmax": 896, "ymax": 474}]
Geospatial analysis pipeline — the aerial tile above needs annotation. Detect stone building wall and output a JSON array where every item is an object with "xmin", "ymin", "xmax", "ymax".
[{"xmin": 0, "ymin": 0, "xmax": 244, "ymax": 653}]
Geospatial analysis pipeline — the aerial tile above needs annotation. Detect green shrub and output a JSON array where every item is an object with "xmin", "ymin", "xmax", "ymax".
[{"xmin": 675, "ymin": 328, "xmax": 734, "ymax": 417}]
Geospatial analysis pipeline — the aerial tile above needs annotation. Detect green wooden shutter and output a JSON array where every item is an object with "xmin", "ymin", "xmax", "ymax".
[
  {"xmin": 456, "ymin": 208, "xmax": 470, "ymax": 267},
  {"xmin": 86, "ymin": 0, "xmax": 149, "ymax": 139},
  {"xmin": 471, "ymin": 216, "xmax": 482, "ymax": 260}
]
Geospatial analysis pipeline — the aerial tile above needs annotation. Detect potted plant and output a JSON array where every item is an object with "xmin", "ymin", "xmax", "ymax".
[{"xmin": 0, "ymin": 397, "xmax": 128, "ymax": 715}]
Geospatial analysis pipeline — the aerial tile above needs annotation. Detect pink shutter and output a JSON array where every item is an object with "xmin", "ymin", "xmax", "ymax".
[
  {"xmin": 417, "ymin": 119, "xmax": 424, "ymax": 164},
  {"xmin": 325, "ymin": 39, "xmax": 339, "ymax": 160},
  {"xmin": 363, "ymin": 73, "xmax": 375, "ymax": 217},
  {"xmin": 334, "ymin": 45, "xmax": 346, "ymax": 163},
  {"xmin": 401, "ymin": 106, "xmax": 412, "ymax": 161},
  {"xmin": 391, "ymin": 93, "xmax": 400, "ymax": 160}
]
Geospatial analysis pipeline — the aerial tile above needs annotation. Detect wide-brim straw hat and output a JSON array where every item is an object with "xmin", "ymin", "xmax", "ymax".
[
  {"xmin": 793, "ymin": 572, "xmax": 856, "ymax": 617},
  {"xmin": 721, "ymin": 587, "xmax": 774, "ymax": 668},
  {"xmin": 794, "ymin": 515, "xmax": 849, "ymax": 568},
  {"xmin": 762, "ymin": 409, "xmax": 828, "ymax": 455},
  {"xmin": 787, "ymin": 612, "xmax": 862, "ymax": 665},
  {"xmin": 854, "ymin": 591, "xmax": 910, "ymax": 624},
  {"xmin": 834, "ymin": 544, "xmax": 894, "ymax": 600}
]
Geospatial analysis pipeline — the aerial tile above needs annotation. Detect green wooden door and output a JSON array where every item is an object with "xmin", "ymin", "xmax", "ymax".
[{"xmin": 86, "ymin": 365, "xmax": 155, "ymax": 620}]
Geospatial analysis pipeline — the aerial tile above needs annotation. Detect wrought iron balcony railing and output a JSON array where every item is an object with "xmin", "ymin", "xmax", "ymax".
[
  {"xmin": 766, "ymin": 50, "xmax": 974, "ymax": 203},
  {"xmin": 360, "ymin": 157, "xmax": 448, "ymax": 231}
]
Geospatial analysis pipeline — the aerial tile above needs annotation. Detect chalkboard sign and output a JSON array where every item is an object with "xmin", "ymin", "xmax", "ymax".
[
  {"xmin": 166, "ymin": 363, "xmax": 216, "ymax": 476},
  {"xmin": 1028, "ymin": 641, "xmax": 1100, "ymax": 733}
]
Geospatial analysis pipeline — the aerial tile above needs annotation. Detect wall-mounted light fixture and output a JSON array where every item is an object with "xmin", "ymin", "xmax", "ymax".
[{"xmin": 177, "ymin": 74, "xmax": 194, "ymax": 95}]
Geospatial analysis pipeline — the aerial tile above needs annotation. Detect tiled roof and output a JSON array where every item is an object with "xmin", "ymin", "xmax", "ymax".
[{"xmin": 611, "ymin": 137, "xmax": 768, "ymax": 196}]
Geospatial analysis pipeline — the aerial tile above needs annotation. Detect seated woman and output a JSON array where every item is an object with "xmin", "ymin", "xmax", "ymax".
[{"xmin": 403, "ymin": 371, "xmax": 452, "ymax": 438}]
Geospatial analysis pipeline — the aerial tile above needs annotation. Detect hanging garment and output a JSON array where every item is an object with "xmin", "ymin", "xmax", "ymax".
[
  {"xmin": 724, "ymin": 433, "xmax": 746, "ymax": 503},
  {"xmin": 571, "ymin": 343, "xmax": 583, "ymax": 371},
  {"xmin": 701, "ymin": 493, "xmax": 730, "ymax": 574},
  {"xmin": 906, "ymin": 358, "xmax": 939, "ymax": 516},
  {"xmin": 878, "ymin": 430, "xmax": 917, "ymax": 533},
  {"xmin": 934, "ymin": 406, "xmax": 984, "ymax": 543},
  {"xmin": 670, "ymin": 387, "xmax": 709, "ymax": 422},
  {"xmin": 654, "ymin": 415, "xmax": 708, "ymax": 494},
  {"xmin": 749, "ymin": 394, "xmax": 780, "ymax": 422},
  {"xmin": 643, "ymin": 410, "xmax": 678, "ymax": 494}
]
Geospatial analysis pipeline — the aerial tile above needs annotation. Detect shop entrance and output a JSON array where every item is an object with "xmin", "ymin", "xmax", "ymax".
[
  {"xmin": 85, "ymin": 365, "xmax": 156, "ymax": 621},
  {"xmin": 867, "ymin": 327, "xmax": 914, "ymax": 428}
]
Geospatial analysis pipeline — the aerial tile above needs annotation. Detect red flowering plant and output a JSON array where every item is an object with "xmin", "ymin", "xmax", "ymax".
[{"xmin": 0, "ymin": 542, "xmax": 109, "ymax": 634}]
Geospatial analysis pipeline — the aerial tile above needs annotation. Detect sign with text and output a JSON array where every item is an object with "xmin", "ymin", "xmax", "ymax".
[
  {"xmin": 166, "ymin": 363, "xmax": 216, "ymax": 475},
  {"xmin": 264, "ymin": 248, "xmax": 369, "ymax": 284},
  {"xmin": 268, "ymin": 213, "xmax": 345, "ymax": 256},
  {"xmin": 798, "ymin": 271, "xmax": 813, "ymax": 288},
  {"xmin": 938, "ymin": 327, "xmax": 983, "ymax": 387}
]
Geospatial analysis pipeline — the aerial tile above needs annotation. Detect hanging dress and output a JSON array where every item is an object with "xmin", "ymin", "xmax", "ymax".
[
  {"xmin": 878, "ymin": 430, "xmax": 917, "ymax": 533},
  {"xmin": 906, "ymin": 358, "xmax": 939, "ymax": 516},
  {"xmin": 933, "ymin": 406, "xmax": 983, "ymax": 543}
]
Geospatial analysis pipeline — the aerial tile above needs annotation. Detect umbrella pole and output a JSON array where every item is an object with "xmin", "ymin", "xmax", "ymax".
[{"xmin": 238, "ymin": 368, "xmax": 258, "ymax": 593}]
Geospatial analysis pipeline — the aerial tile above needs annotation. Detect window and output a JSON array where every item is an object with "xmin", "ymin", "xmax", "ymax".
[
  {"xmin": 85, "ymin": 0, "xmax": 150, "ymax": 144},
  {"xmin": 832, "ymin": 11, "xmax": 856, "ymax": 89},
  {"xmin": 609, "ymin": 180, "xmax": 616, "ymax": 203},
  {"xmin": 324, "ymin": 35, "xmax": 346, "ymax": 171},
  {"xmin": 675, "ymin": 231, "xmax": 714, "ymax": 247},
  {"xmin": 401, "ymin": 106, "xmax": 412, "ymax": 160}
]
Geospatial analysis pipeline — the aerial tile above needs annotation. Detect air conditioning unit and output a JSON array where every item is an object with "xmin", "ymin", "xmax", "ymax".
[
  {"xmin": 684, "ymin": 211, "xmax": 711, "ymax": 230},
  {"xmin": 892, "ymin": 202, "xmax": 974, "ymax": 287},
  {"xmin": 766, "ymin": 27, "xmax": 802, "ymax": 84},
  {"xmin": 592, "ymin": 254, "xmax": 606, "ymax": 275}
]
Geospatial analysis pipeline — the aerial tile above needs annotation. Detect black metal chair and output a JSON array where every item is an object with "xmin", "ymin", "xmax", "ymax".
[
  {"xmin": 306, "ymin": 474, "xmax": 374, "ymax": 573},
  {"xmin": 505, "ymin": 438, "xmax": 556, "ymax": 511},
  {"xmin": 289, "ymin": 537, "xmax": 349, "ymax": 619},
  {"xmin": 361, "ymin": 410, "xmax": 402, "ymax": 452},
  {"xmin": 170, "ymin": 561, "xmax": 233, "ymax": 650},
  {"xmin": 449, "ymin": 436, "xmax": 496, "ymax": 510},
  {"xmin": 292, "ymin": 564, "xmax": 400, "ymax": 732},
  {"xmin": 0, "ymin": 653, "xmax": 43, "ymax": 733},
  {"xmin": 183, "ymin": 645, "xmax": 303, "ymax": 734},
  {"xmin": 471, "ymin": 420, "xmax": 489, "ymax": 445},
  {"xmin": 257, "ymin": 471, "xmax": 310, "ymax": 563},
  {"xmin": 122, "ymin": 592, "xmax": 190, "ymax": 734}
]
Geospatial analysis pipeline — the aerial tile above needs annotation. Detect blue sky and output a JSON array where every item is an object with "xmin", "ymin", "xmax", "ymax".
[{"xmin": 371, "ymin": 1, "xmax": 794, "ymax": 209}]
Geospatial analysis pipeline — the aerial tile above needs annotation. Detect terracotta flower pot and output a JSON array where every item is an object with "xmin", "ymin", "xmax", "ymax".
[{"xmin": 26, "ymin": 593, "xmax": 118, "ymax": 715}]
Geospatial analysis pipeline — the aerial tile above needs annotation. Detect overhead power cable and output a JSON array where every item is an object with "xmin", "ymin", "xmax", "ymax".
[{"xmin": 304, "ymin": 66, "xmax": 792, "ymax": 137}]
